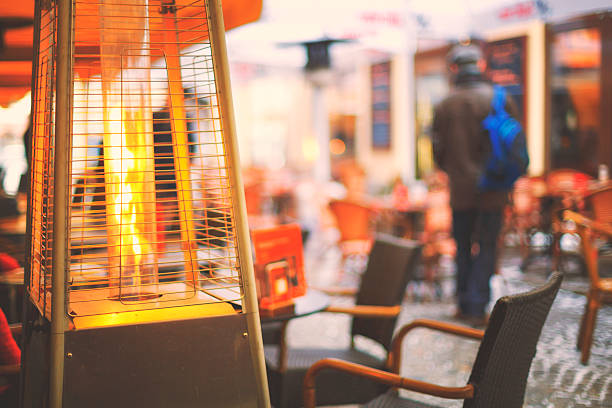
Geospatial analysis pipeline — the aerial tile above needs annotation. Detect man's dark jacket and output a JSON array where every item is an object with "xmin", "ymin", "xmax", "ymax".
[{"xmin": 432, "ymin": 76, "xmax": 517, "ymax": 210}]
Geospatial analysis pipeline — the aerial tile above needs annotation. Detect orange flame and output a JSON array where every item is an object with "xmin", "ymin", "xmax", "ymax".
[{"xmin": 102, "ymin": 86, "xmax": 158, "ymax": 300}]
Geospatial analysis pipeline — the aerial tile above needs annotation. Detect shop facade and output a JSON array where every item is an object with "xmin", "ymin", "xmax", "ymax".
[
  {"xmin": 412, "ymin": 8, "xmax": 612, "ymax": 180},
  {"xmin": 546, "ymin": 11, "xmax": 612, "ymax": 176}
]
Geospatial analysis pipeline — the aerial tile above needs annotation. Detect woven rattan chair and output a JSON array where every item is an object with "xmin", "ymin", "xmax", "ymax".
[
  {"xmin": 303, "ymin": 272, "xmax": 563, "ymax": 408},
  {"xmin": 545, "ymin": 169, "xmax": 592, "ymax": 271},
  {"xmin": 504, "ymin": 177, "xmax": 544, "ymax": 262},
  {"xmin": 328, "ymin": 199, "xmax": 378, "ymax": 275},
  {"xmin": 564, "ymin": 184, "xmax": 612, "ymax": 364},
  {"xmin": 265, "ymin": 235, "xmax": 422, "ymax": 408},
  {"xmin": 420, "ymin": 188, "xmax": 454, "ymax": 286}
]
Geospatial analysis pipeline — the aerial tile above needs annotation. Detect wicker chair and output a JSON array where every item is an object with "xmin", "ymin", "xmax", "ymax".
[
  {"xmin": 327, "ymin": 199, "xmax": 378, "ymax": 277},
  {"xmin": 420, "ymin": 188, "xmax": 454, "ymax": 285},
  {"xmin": 545, "ymin": 169, "xmax": 592, "ymax": 272},
  {"xmin": 564, "ymin": 184, "xmax": 612, "ymax": 364},
  {"xmin": 504, "ymin": 177, "xmax": 545, "ymax": 262},
  {"xmin": 265, "ymin": 235, "xmax": 422, "ymax": 408},
  {"xmin": 303, "ymin": 272, "xmax": 563, "ymax": 408}
]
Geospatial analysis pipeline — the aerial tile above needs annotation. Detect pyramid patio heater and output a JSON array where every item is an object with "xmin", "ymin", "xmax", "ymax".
[{"xmin": 22, "ymin": 0, "xmax": 269, "ymax": 406}]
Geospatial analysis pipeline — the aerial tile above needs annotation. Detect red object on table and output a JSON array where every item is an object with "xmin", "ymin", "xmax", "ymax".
[
  {"xmin": 0, "ymin": 253, "xmax": 19, "ymax": 273},
  {"xmin": 251, "ymin": 224, "xmax": 306, "ymax": 310}
]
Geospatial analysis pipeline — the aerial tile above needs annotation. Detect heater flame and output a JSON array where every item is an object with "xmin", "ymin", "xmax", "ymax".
[
  {"xmin": 103, "ymin": 92, "xmax": 158, "ymax": 299},
  {"xmin": 97, "ymin": 0, "xmax": 197, "ymax": 300},
  {"xmin": 98, "ymin": 0, "xmax": 159, "ymax": 300}
]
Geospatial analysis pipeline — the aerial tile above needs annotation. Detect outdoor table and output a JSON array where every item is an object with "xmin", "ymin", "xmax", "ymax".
[
  {"xmin": 0, "ymin": 214, "xmax": 26, "ymax": 323},
  {"xmin": 0, "ymin": 214, "xmax": 27, "ymax": 262},
  {"xmin": 259, "ymin": 289, "xmax": 330, "ymax": 323},
  {"xmin": 369, "ymin": 197, "xmax": 426, "ymax": 240},
  {"xmin": 0, "ymin": 268, "xmax": 23, "ymax": 323},
  {"xmin": 0, "ymin": 214, "xmax": 26, "ymax": 235}
]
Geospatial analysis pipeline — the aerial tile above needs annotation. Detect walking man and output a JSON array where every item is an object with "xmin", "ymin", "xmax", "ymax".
[{"xmin": 432, "ymin": 43, "xmax": 519, "ymax": 325}]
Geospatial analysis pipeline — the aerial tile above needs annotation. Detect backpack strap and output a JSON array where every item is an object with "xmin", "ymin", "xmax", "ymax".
[
  {"xmin": 491, "ymin": 85, "xmax": 506, "ymax": 113},
  {"xmin": 483, "ymin": 85, "xmax": 508, "ymax": 161}
]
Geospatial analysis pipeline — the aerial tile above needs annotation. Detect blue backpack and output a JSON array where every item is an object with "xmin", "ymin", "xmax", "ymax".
[{"xmin": 478, "ymin": 85, "xmax": 529, "ymax": 191}]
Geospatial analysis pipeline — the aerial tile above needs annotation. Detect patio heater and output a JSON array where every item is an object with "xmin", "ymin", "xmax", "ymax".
[{"xmin": 23, "ymin": 0, "xmax": 269, "ymax": 407}]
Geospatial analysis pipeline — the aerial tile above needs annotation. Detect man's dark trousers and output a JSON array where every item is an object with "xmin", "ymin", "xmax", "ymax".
[{"xmin": 452, "ymin": 209, "xmax": 503, "ymax": 317}]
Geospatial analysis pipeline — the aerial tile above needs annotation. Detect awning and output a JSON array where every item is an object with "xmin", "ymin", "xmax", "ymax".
[{"xmin": 0, "ymin": 0, "xmax": 262, "ymax": 107}]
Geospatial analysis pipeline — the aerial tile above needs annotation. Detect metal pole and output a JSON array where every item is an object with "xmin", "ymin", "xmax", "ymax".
[
  {"xmin": 50, "ymin": 0, "xmax": 73, "ymax": 406},
  {"xmin": 312, "ymin": 84, "xmax": 331, "ymax": 183},
  {"xmin": 207, "ymin": 1, "xmax": 270, "ymax": 407}
]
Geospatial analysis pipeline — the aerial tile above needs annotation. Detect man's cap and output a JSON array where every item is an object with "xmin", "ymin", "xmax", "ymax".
[{"xmin": 447, "ymin": 43, "xmax": 483, "ymax": 67}]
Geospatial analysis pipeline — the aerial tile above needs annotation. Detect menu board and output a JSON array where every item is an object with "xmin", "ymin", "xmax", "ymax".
[
  {"xmin": 251, "ymin": 223, "xmax": 306, "ymax": 310},
  {"xmin": 371, "ymin": 61, "xmax": 392, "ymax": 149},
  {"xmin": 486, "ymin": 37, "xmax": 527, "ymax": 123}
]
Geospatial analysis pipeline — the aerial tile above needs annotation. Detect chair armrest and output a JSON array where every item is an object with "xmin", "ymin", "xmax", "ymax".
[
  {"xmin": 268, "ymin": 305, "xmax": 399, "ymax": 373},
  {"xmin": 0, "ymin": 364, "xmax": 20, "ymax": 377},
  {"xmin": 564, "ymin": 211, "xmax": 612, "ymax": 236},
  {"xmin": 303, "ymin": 358, "xmax": 474, "ymax": 408},
  {"xmin": 325, "ymin": 305, "xmax": 401, "ymax": 318},
  {"xmin": 389, "ymin": 319, "xmax": 483, "ymax": 373},
  {"xmin": 9, "ymin": 323, "xmax": 22, "ymax": 337},
  {"xmin": 564, "ymin": 210, "xmax": 588, "ymax": 225}
]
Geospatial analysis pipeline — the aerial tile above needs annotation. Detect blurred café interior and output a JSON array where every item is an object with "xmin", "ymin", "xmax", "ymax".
[{"xmin": 0, "ymin": 0, "xmax": 611, "ymax": 407}]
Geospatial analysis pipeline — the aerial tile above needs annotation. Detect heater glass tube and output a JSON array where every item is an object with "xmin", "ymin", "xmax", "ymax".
[{"xmin": 100, "ymin": 0, "xmax": 158, "ymax": 301}]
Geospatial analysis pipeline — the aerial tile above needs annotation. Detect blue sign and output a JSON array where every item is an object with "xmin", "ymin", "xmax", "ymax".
[{"xmin": 371, "ymin": 61, "xmax": 391, "ymax": 149}]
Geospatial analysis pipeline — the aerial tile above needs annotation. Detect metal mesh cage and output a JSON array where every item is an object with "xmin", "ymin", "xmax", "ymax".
[
  {"xmin": 30, "ymin": 0, "xmax": 58, "ymax": 319},
  {"xmin": 30, "ymin": 0, "xmax": 245, "ymax": 323}
]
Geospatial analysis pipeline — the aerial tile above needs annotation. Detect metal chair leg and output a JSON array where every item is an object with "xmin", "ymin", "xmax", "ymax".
[{"xmin": 576, "ymin": 300, "xmax": 589, "ymax": 351}]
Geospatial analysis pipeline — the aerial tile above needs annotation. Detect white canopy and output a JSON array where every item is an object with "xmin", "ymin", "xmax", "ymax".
[{"xmin": 226, "ymin": 0, "xmax": 611, "ymax": 67}]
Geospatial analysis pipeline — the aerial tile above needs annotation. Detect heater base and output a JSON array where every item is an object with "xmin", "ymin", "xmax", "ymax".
[
  {"xmin": 23, "ymin": 306, "xmax": 260, "ymax": 408},
  {"xmin": 63, "ymin": 313, "xmax": 258, "ymax": 407}
]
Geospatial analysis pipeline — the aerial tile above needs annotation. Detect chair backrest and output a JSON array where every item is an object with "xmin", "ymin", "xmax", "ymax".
[
  {"xmin": 527, "ymin": 176, "xmax": 547, "ymax": 198},
  {"xmin": 328, "ymin": 199, "xmax": 375, "ymax": 242},
  {"xmin": 351, "ymin": 235, "xmax": 422, "ymax": 351},
  {"xmin": 546, "ymin": 169, "xmax": 591, "ymax": 196},
  {"xmin": 586, "ymin": 185, "xmax": 612, "ymax": 224},
  {"xmin": 465, "ymin": 272, "xmax": 563, "ymax": 408},
  {"xmin": 423, "ymin": 189, "xmax": 452, "ymax": 235},
  {"xmin": 244, "ymin": 182, "xmax": 263, "ymax": 215},
  {"xmin": 512, "ymin": 177, "xmax": 541, "ymax": 216}
]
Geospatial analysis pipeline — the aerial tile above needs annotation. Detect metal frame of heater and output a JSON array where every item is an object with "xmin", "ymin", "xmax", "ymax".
[{"xmin": 21, "ymin": 1, "xmax": 270, "ymax": 407}]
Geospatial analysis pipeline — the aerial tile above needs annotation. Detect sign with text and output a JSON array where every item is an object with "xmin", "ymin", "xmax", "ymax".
[
  {"xmin": 371, "ymin": 61, "xmax": 392, "ymax": 149},
  {"xmin": 486, "ymin": 37, "xmax": 527, "ymax": 124},
  {"xmin": 251, "ymin": 224, "xmax": 306, "ymax": 309}
]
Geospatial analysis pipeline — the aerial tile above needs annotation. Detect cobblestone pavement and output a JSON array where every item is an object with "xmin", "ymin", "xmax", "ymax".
[{"xmin": 286, "ymin": 244, "xmax": 612, "ymax": 407}]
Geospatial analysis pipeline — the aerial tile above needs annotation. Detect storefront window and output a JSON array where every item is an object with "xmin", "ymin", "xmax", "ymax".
[
  {"xmin": 486, "ymin": 37, "xmax": 526, "ymax": 125},
  {"xmin": 550, "ymin": 28, "xmax": 601, "ymax": 175},
  {"xmin": 414, "ymin": 47, "xmax": 450, "ymax": 179},
  {"xmin": 415, "ymin": 74, "xmax": 448, "ymax": 178}
]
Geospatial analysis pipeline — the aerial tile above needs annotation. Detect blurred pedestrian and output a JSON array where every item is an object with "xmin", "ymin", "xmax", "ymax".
[{"xmin": 432, "ymin": 42, "xmax": 521, "ymax": 325}]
